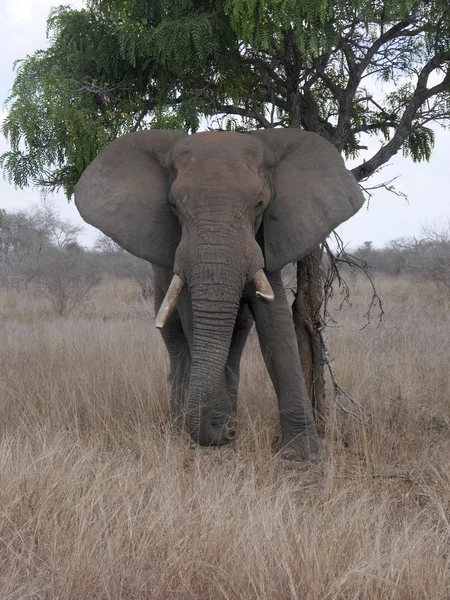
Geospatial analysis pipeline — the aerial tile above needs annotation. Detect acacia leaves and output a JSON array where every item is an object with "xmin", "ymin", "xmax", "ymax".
[
  {"xmin": 224, "ymin": 0, "xmax": 332, "ymax": 55},
  {"xmin": 1, "ymin": 47, "xmax": 125, "ymax": 196},
  {"xmin": 403, "ymin": 126, "xmax": 436, "ymax": 162},
  {"xmin": 223, "ymin": 0, "xmax": 450, "ymax": 55},
  {"xmin": 1, "ymin": 7, "xmax": 146, "ymax": 195}
]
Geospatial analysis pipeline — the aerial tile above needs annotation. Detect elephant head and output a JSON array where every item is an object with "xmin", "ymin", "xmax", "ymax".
[{"xmin": 75, "ymin": 128, "xmax": 364, "ymax": 445}]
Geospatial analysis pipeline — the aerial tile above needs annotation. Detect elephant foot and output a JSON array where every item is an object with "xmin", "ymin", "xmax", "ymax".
[
  {"xmin": 195, "ymin": 426, "xmax": 234, "ymax": 447},
  {"xmin": 280, "ymin": 432, "xmax": 324, "ymax": 463},
  {"xmin": 189, "ymin": 413, "xmax": 236, "ymax": 447}
]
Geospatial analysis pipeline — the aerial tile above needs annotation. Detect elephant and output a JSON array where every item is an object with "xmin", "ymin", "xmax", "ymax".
[{"xmin": 75, "ymin": 128, "xmax": 365, "ymax": 461}]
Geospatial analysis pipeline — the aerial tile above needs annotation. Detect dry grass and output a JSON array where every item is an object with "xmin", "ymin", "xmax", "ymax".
[{"xmin": 0, "ymin": 275, "xmax": 449, "ymax": 599}]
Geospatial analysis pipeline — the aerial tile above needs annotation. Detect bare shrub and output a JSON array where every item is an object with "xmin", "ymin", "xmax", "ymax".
[
  {"xmin": 0, "ymin": 201, "xmax": 84, "ymax": 289},
  {"xmin": 353, "ymin": 220, "xmax": 450, "ymax": 287},
  {"xmin": 0, "ymin": 208, "xmax": 50, "ymax": 287},
  {"xmin": 94, "ymin": 232, "xmax": 154, "ymax": 298},
  {"xmin": 391, "ymin": 220, "xmax": 450, "ymax": 289},
  {"xmin": 38, "ymin": 251, "xmax": 102, "ymax": 315}
]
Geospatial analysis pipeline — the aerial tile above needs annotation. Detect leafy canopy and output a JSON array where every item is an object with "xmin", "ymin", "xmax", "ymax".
[{"xmin": 2, "ymin": 0, "xmax": 450, "ymax": 196}]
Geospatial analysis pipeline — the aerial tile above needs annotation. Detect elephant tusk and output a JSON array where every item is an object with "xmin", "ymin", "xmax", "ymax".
[
  {"xmin": 155, "ymin": 274, "xmax": 184, "ymax": 329},
  {"xmin": 253, "ymin": 269, "xmax": 275, "ymax": 303}
]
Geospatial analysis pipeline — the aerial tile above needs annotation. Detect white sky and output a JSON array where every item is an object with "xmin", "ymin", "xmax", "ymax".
[{"xmin": 1, "ymin": 0, "xmax": 449, "ymax": 249}]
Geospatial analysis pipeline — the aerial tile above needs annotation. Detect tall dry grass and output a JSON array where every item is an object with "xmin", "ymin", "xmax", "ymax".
[{"xmin": 0, "ymin": 275, "xmax": 449, "ymax": 599}]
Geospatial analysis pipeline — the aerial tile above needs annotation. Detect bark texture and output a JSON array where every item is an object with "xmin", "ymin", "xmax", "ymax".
[{"xmin": 292, "ymin": 248, "xmax": 326, "ymax": 431}]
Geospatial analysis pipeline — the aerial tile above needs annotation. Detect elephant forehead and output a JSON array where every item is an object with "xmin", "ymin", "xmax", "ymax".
[{"xmin": 172, "ymin": 131, "xmax": 266, "ymax": 167}]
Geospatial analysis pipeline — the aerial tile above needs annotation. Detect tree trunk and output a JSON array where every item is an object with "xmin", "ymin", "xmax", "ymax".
[{"xmin": 292, "ymin": 248, "xmax": 326, "ymax": 431}]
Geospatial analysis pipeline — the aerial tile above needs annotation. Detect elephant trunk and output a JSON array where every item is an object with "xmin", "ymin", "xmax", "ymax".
[{"xmin": 186, "ymin": 255, "xmax": 245, "ymax": 446}]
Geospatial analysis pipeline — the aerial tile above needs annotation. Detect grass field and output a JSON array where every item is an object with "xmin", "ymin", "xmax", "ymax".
[{"xmin": 0, "ymin": 275, "xmax": 449, "ymax": 599}]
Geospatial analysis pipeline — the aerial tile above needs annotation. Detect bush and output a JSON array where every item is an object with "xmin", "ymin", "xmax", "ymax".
[
  {"xmin": 38, "ymin": 251, "xmax": 102, "ymax": 315},
  {"xmin": 352, "ymin": 221, "xmax": 450, "ymax": 288}
]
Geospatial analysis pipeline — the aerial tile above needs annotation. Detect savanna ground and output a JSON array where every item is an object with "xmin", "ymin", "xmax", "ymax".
[{"xmin": 0, "ymin": 274, "xmax": 449, "ymax": 599}]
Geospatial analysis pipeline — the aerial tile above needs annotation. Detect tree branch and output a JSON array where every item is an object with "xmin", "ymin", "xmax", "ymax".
[
  {"xmin": 330, "ymin": 21, "xmax": 417, "ymax": 151},
  {"xmin": 359, "ymin": 19, "xmax": 414, "ymax": 72},
  {"xmin": 352, "ymin": 56, "xmax": 450, "ymax": 182},
  {"xmin": 214, "ymin": 103, "xmax": 271, "ymax": 128},
  {"xmin": 318, "ymin": 320, "xmax": 373, "ymax": 425}
]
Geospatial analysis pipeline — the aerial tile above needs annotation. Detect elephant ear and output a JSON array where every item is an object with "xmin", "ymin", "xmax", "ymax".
[
  {"xmin": 75, "ymin": 130, "xmax": 186, "ymax": 269},
  {"xmin": 252, "ymin": 129, "xmax": 365, "ymax": 272}
]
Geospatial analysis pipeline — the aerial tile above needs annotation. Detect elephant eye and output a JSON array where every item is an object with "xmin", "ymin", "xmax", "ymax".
[{"xmin": 256, "ymin": 199, "xmax": 264, "ymax": 209}]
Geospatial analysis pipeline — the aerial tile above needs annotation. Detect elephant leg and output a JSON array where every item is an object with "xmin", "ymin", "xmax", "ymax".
[
  {"xmin": 154, "ymin": 273, "xmax": 191, "ymax": 426},
  {"xmin": 248, "ymin": 270, "xmax": 322, "ymax": 462},
  {"xmin": 225, "ymin": 302, "xmax": 254, "ymax": 415}
]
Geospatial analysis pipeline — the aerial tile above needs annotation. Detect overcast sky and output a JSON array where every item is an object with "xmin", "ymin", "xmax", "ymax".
[{"xmin": 1, "ymin": 0, "xmax": 449, "ymax": 249}]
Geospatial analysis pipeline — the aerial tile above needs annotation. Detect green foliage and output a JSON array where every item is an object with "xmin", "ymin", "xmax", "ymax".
[
  {"xmin": 224, "ymin": 0, "xmax": 450, "ymax": 54},
  {"xmin": 403, "ymin": 126, "xmax": 436, "ymax": 162},
  {"xmin": 224, "ymin": 0, "xmax": 333, "ymax": 55},
  {"xmin": 1, "ymin": 7, "xmax": 142, "ymax": 196},
  {"xmin": 2, "ymin": 0, "xmax": 450, "ymax": 194}
]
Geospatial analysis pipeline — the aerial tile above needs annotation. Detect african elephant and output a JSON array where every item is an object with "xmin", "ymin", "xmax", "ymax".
[{"xmin": 75, "ymin": 128, "xmax": 364, "ymax": 461}]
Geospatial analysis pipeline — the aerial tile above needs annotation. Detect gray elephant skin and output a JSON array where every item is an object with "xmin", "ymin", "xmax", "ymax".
[{"xmin": 75, "ymin": 128, "xmax": 364, "ymax": 461}]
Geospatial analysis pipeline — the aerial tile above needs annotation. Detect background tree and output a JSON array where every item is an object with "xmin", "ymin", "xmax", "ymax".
[
  {"xmin": 353, "ymin": 220, "xmax": 450, "ymax": 288},
  {"xmin": 37, "ymin": 250, "xmax": 102, "ymax": 316},
  {"xmin": 0, "ymin": 205, "xmax": 55, "ymax": 286},
  {"xmin": 94, "ymin": 233, "xmax": 155, "ymax": 296},
  {"xmin": 2, "ymin": 0, "xmax": 450, "ymax": 413},
  {"xmin": 0, "ymin": 203, "xmax": 101, "ymax": 310}
]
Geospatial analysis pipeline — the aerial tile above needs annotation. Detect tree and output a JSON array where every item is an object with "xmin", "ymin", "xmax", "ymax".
[
  {"xmin": 388, "ymin": 221, "xmax": 450, "ymax": 288},
  {"xmin": 2, "ymin": 0, "xmax": 450, "ymax": 412},
  {"xmin": 94, "ymin": 232, "xmax": 154, "ymax": 295},
  {"xmin": 0, "ymin": 203, "xmax": 103, "ymax": 312},
  {"xmin": 0, "ymin": 206, "xmax": 55, "ymax": 285},
  {"xmin": 0, "ymin": 203, "xmax": 87, "ymax": 288},
  {"xmin": 94, "ymin": 233, "xmax": 124, "ymax": 255},
  {"xmin": 38, "ymin": 251, "xmax": 102, "ymax": 316}
]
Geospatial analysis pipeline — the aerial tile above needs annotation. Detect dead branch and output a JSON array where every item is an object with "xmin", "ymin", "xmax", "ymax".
[
  {"xmin": 318, "ymin": 319, "xmax": 373, "ymax": 425},
  {"xmin": 360, "ymin": 175, "xmax": 409, "ymax": 201},
  {"xmin": 322, "ymin": 232, "xmax": 384, "ymax": 329}
]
